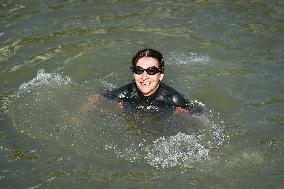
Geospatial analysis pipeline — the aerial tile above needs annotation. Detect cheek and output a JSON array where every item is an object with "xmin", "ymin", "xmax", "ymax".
[
  {"xmin": 133, "ymin": 74, "xmax": 138, "ymax": 80},
  {"xmin": 133, "ymin": 75, "xmax": 141, "ymax": 83},
  {"xmin": 153, "ymin": 75, "xmax": 162, "ymax": 82}
]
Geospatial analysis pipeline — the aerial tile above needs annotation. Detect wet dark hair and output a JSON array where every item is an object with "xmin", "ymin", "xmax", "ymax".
[{"xmin": 132, "ymin": 48, "xmax": 165, "ymax": 72}]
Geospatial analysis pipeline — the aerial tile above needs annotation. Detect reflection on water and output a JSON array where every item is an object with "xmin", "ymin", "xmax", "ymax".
[{"xmin": 1, "ymin": 0, "xmax": 283, "ymax": 188}]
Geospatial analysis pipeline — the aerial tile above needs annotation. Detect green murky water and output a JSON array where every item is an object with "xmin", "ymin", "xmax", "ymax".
[{"xmin": 1, "ymin": 1, "xmax": 283, "ymax": 188}]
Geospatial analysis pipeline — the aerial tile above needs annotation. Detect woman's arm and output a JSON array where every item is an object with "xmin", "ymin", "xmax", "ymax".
[{"xmin": 81, "ymin": 94, "xmax": 100, "ymax": 113}]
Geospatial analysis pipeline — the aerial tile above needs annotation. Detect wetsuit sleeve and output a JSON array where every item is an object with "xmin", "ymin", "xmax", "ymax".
[
  {"xmin": 161, "ymin": 85, "xmax": 189, "ymax": 108},
  {"xmin": 173, "ymin": 96, "xmax": 205, "ymax": 115},
  {"xmin": 172, "ymin": 94, "xmax": 205, "ymax": 115},
  {"xmin": 186, "ymin": 101, "xmax": 206, "ymax": 115},
  {"xmin": 162, "ymin": 85, "xmax": 205, "ymax": 115},
  {"xmin": 102, "ymin": 83, "xmax": 132, "ymax": 100},
  {"xmin": 171, "ymin": 93, "xmax": 189, "ymax": 108}
]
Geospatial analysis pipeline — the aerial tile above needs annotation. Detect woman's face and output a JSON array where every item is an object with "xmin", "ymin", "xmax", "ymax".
[{"xmin": 133, "ymin": 57, "xmax": 164, "ymax": 96}]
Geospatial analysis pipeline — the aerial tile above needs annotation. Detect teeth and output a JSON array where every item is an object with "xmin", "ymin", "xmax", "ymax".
[{"xmin": 141, "ymin": 81, "xmax": 150, "ymax": 85}]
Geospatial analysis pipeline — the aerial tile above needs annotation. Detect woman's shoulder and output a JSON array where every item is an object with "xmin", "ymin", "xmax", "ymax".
[
  {"xmin": 103, "ymin": 82, "xmax": 135, "ymax": 100},
  {"xmin": 159, "ymin": 84, "xmax": 206, "ymax": 115},
  {"xmin": 159, "ymin": 84, "xmax": 188, "ymax": 107},
  {"xmin": 160, "ymin": 84, "xmax": 181, "ymax": 95}
]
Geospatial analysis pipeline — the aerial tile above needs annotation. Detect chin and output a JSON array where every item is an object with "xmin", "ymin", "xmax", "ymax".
[
  {"xmin": 140, "ymin": 89, "xmax": 150, "ymax": 96},
  {"xmin": 137, "ymin": 87, "xmax": 150, "ymax": 95}
]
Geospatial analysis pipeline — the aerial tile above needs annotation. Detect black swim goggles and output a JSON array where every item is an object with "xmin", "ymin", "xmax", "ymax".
[{"xmin": 131, "ymin": 66, "xmax": 162, "ymax": 75}]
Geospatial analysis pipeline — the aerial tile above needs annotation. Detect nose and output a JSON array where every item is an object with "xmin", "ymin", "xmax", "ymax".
[{"xmin": 141, "ymin": 70, "xmax": 148, "ymax": 79}]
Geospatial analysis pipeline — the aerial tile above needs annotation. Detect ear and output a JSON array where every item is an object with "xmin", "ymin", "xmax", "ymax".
[{"xmin": 159, "ymin": 73, "xmax": 164, "ymax": 81}]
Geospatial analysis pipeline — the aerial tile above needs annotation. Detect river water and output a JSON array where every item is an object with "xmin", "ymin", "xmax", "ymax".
[{"xmin": 1, "ymin": 0, "xmax": 283, "ymax": 188}]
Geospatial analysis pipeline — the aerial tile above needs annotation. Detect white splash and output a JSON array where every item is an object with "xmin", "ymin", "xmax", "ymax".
[
  {"xmin": 99, "ymin": 78, "xmax": 116, "ymax": 90},
  {"xmin": 17, "ymin": 69, "xmax": 71, "ymax": 96},
  {"xmin": 144, "ymin": 132, "xmax": 209, "ymax": 168},
  {"xmin": 105, "ymin": 132, "xmax": 210, "ymax": 169}
]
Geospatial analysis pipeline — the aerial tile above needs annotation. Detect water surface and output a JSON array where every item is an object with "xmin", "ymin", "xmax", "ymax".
[{"xmin": 1, "ymin": 0, "xmax": 283, "ymax": 188}]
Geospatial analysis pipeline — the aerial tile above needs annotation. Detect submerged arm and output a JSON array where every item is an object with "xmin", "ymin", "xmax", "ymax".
[
  {"xmin": 81, "ymin": 94, "xmax": 100, "ymax": 113},
  {"xmin": 173, "ymin": 99, "xmax": 210, "ymax": 128}
]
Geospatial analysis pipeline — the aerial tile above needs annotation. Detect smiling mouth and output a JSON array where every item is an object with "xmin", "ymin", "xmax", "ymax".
[{"xmin": 141, "ymin": 81, "xmax": 150, "ymax": 86}]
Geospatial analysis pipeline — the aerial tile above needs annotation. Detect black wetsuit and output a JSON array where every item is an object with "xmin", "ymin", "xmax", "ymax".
[{"xmin": 103, "ymin": 82, "xmax": 203, "ymax": 115}]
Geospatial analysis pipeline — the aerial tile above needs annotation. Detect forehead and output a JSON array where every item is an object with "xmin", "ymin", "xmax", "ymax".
[{"xmin": 136, "ymin": 57, "xmax": 159, "ymax": 68}]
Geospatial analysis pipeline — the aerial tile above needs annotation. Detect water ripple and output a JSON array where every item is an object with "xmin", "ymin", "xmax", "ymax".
[
  {"xmin": 168, "ymin": 52, "xmax": 210, "ymax": 65},
  {"xmin": 247, "ymin": 97, "xmax": 284, "ymax": 108},
  {"xmin": 0, "ymin": 39, "xmax": 22, "ymax": 63}
]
